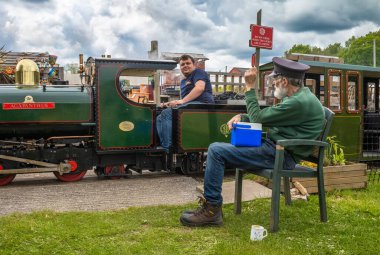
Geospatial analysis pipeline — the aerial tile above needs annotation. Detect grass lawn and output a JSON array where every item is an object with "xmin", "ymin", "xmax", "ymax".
[{"xmin": 0, "ymin": 182, "xmax": 379, "ymax": 255}]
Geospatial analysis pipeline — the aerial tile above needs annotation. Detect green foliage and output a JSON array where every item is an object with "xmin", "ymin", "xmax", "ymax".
[
  {"xmin": 65, "ymin": 63, "xmax": 79, "ymax": 74},
  {"xmin": 0, "ymin": 183, "xmax": 379, "ymax": 254},
  {"xmin": 325, "ymin": 136, "xmax": 346, "ymax": 166},
  {"xmin": 285, "ymin": 29, "xmax": 380, "ymax": 66},
  {"xmin": 285, "ymin": 44, "xmax": 322, "ymax": 55},
  {"xmin": 342, "ymin": 30, "xmax": 380, "ymax": 66},
  {"xmin": 324, "ymin": 43, "xmax": 344, "ymax": 56}
]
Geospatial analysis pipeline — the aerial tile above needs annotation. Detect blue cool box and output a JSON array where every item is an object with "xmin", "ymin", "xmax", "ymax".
[{"xmin": 231, "ymin": 122, "xmax": 262, "ymax": 147}]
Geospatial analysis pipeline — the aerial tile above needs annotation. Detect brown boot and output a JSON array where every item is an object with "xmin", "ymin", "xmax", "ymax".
[
  {"xmin": 182, "ymin": 196, "xmax": 207, "ymax": 215},
  {"xmin": 180, "ymin": 198, "xmax": 223, "ymax": 227}
]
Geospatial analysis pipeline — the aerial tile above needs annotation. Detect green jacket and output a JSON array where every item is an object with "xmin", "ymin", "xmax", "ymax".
[{"xmin": 241, "ymin": 87, "xmax": 324, "ymax": 162}]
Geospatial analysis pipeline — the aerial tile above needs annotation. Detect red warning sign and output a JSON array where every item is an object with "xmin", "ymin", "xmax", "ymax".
[{"xmin": 249, "ymin": 25, "xmax": 273, "ymax": 49}]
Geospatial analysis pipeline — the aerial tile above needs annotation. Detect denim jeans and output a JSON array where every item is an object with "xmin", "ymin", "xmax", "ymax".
[
  {"xmin": 156, "ymin": 101, "xmax": 203, "ymax": 151},
  {"xmin": 204, "ymin": 139, "xmax": 296, "ymax": 205}
]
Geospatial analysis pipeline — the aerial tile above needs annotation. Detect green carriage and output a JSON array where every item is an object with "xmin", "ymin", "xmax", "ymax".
[{"xmin": 259, "ymin": 55, "xmax": 380, "ymax": 163}]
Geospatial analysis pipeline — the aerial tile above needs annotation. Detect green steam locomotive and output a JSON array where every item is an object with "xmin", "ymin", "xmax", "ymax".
[{"xmin": 0, "ymin": 56, "xmax": 244, "ymax": 185}]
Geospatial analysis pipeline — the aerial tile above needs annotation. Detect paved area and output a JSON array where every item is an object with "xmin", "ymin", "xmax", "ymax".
[
  {"xmin": 197, "ymin": 180, "xmax": 272, "ymax": 204},
  {"xmin": 1, "ymin": 171, "xmax": 272, "ymax": 216},
  {"xmin": 0, "ymin": 171, "xmax": 201, "ymax": 216}
]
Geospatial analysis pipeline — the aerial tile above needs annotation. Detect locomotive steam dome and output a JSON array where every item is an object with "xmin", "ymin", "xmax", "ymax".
[{"xmin": 15, "ymin": 59, "xmax": 40, "ymax": 86}]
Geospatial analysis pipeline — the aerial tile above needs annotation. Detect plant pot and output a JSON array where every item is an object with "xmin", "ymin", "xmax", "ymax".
[{"xmin": 292, "ymin": 163, "xmax": 368, "ymax": 194}]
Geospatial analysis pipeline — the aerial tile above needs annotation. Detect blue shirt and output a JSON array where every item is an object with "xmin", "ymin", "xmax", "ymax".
[{"xmin": 180, "ymin": 69, "xmax": 214, "ymax": 103}]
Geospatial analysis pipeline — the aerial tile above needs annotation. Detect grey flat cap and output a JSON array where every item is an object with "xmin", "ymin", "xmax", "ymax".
[{"xmin": 269, "ymin": 57, "xmax": 310, "ymax": 80}]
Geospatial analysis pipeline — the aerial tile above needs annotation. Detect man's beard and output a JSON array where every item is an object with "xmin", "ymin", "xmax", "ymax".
[{"xmin": 274, "ymin": 85, "xmax": 288, "ymax": 99}]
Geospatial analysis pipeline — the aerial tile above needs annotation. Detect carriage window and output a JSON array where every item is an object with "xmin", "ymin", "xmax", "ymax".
[
  {"xmin": 328, "ymin": 71, "xmax": 342, "ymax": 112},
  {"xmin": 367, "ymin": 82, "xmax": 376, "ymax": 112},
  {"xmin": 305, "ymin": 79, "xmax": 316, "ymax": 94},
  {"xmin": 347, "ymin": 72, "xmax": 360, "ymax": 112},
  {"xmin": 319, "ymin": 75, "xmax": 325, "ymax": 105},
  {"xmin": 261, "ymin": 72, "xmax": 275, "ymax": 106}
]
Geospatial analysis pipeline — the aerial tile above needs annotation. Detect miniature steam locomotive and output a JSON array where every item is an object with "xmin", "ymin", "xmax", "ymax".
[{"xmin": 0, "ymin": 56, "xmax": 245, "ymax": 185}]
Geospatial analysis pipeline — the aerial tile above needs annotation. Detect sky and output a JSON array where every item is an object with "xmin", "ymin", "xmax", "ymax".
[{"xmin": 1, "ymin": 0, "xmax": 379, "ymax": 71}]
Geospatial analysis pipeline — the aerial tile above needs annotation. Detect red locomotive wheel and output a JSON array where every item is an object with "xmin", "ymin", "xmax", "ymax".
[
  {"xmin": 0, "ymin": 165, "xmax": 16, "ymax": 186},
  {"xmin": 0, "ymin": 175, "xmax": 16, "ymax": 186},
  {"xmin": 53, "ymin": 170, "xmax": 87, "ymax": 182},
  {"xmin": 53, "ymin": 160, "xmax": 86, "ymax": 182},
  {"xmin": 104, "ymin": 165, "xmax": 125, "ymax": 179}
]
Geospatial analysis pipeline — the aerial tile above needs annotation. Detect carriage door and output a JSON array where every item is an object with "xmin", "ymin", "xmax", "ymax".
[
  {"xmin": 326, "ymin": 70, "xmax": 361, "ymax": 161},
  {"xmin": 363, "ymin": 77, "xmax": 380, "ymax": 157}
]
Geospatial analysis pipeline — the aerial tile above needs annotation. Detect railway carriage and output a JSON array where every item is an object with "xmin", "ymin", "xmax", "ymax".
[{"xmin": 259, "ymin": 56, "xmax": 380, "ymax": 165}]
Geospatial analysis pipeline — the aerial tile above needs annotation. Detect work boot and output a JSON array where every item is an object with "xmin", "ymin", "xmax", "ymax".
[
  {"xmin": 182, "ymin": 196, "xmax": 207, "ymax": 215},
  {"xmin": 180, "ymin": 197, "xmax": 223, "ymax": 227}
]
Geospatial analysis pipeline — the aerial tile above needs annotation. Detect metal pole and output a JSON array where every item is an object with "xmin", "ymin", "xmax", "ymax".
[
  {"xmin": 154, "ymin": 72, "xmax": 161, "ymax": 105},
  {"xmin": 374, "ymin": 39, "xmax": 376, "ymax": 67},
  {"xmin": 255, "ymin": 9, "xmax": 262, "ymax": 91}
]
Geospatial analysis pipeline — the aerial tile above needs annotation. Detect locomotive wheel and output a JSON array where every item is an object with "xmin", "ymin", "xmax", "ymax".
[
  {"xmin": 53, "ymin": 160, "xmax": 86, "ymax": 182},
  {"xmin": 104, "ymin": 165, "xmax": 125, "ymax": 179},
  {"xmin": 53, "ymin": 170, "xmax": 87, "ymax": 182},
  {"xmin": 0, "ymin": 165, "xmax": 16, "ymax": 186},
  {"xmin": 94, "ymin": 166, "xmax": 105, "ymax": 178}
]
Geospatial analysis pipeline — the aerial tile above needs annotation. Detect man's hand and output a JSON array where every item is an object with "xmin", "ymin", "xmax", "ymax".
[
  {"xmin": 244, "ymin": 66, "xmax": 257, "ymax": 89},
  {"xmin": 161, "ymin": 99, "xmax": 184, "ymax": 108},
  {"xmin": 227, "ymin": 114, "xmax": 241, "ymax": 130}
]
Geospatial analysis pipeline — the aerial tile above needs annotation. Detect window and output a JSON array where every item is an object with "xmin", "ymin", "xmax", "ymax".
[
  {"xmin": 367, "ymin": 82, "xmax": 376, "ymax": 112},
  {"xmin": 346, "ymin": 71, "xmax": 360, "ymax": 113},
  {"xmin": 118, "ymin": 69, "xmax": 156, "ymax": 104},
  {"xmin": 305, "ymin": 78, "xmax": 316, "ymax": 94},
  {"xmin": 328, "ymin": 70, "xmax": 342, "ymax": 112},
  {"xmin": 261, "ymin": 71, "xmax": 275, "ymax": 106},
  {"xmin": 319, "ymin": 75, "xmax": 325, "ymax": 105}
]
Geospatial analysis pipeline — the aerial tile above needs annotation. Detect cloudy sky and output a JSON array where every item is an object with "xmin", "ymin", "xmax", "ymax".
[{"xmin": 1, "ymin": 0, "xmax": 379, "ymax": 71}]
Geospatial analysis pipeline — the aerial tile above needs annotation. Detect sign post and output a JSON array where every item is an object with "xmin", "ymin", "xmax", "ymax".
[{"xmin": 249, "ymin": 9, "xmax": 273, "ymax": 90}]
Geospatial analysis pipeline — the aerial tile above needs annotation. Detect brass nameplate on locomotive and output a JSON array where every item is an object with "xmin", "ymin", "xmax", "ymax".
[{"xmin": 119, "ymin": 121, "xmax": 134, "ymax": 132}]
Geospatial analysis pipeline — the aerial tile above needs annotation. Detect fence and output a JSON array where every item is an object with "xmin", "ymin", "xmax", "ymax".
[{"xmin": 208, "ymin": 71, "xmax": 246, "ymax": 94}]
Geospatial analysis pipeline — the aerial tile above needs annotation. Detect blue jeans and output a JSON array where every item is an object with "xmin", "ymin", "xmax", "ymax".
[
  {"xmin": 204, "ymin": 139, "xmax": 296, "ymax": 205},
  {"xmin": 156, "ymin": 102, "xmax": 203, "ymax": 151}
]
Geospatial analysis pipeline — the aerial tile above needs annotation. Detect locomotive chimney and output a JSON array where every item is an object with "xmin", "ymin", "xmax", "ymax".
[{"xmin": 79, "ymin": 54, "xmax": 84, "ymax": 73}]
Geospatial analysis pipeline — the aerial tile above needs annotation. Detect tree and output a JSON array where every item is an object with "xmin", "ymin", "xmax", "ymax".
[
  {"xmin": 285, "ymin": 30, "xmax": 380, "ymax": 66},
  {"xmin": 285, "ymin": 44, "xmax": 313, "ymax": 55},
  {"xmin": 342, "ymin": 30, "xmax": 380, "ymax": 66},
  {"xmin": 324, "ymin": 43, "xmax": 343, "ymax": 57},
  {"xmin": 345, "ymin": 36, "xmax": 356, "ymax": 48},
  {"xmin": 65, "ymin": 63, "xmax": 79, "ymax": 74},
  {"xmin": 285, "ymin": 44, "xmax": 323, "ymax": 55}
]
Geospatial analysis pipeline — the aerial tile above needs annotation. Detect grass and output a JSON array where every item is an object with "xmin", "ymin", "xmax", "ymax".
[{"xmin": 0, "ymin": 183, "xmax": 379, "ymax": 255}]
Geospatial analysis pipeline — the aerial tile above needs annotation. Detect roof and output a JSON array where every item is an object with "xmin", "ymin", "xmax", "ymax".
[
  {"xmin": 229, "ymin": 67, "xmax": 249, "ymax": 74},
  {"xmin": 299, "ymin": 60, "xmax": 380, "ymax": 72},
  {"xmin": 0, "ymin": 51, "xmax": 50, "ymax": 67},
  {"xmin": 94, "ymin": 58, "xmax": 177, "ymax": 71},
  {"xmin": 260, "ymin": 59, "xmax": 380, "ymax": 73}
]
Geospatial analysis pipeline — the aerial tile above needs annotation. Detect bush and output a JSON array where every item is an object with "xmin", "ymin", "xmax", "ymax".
[{"xmin": 324, "ymin": 136, "xmax": 346, "ymax": 166}]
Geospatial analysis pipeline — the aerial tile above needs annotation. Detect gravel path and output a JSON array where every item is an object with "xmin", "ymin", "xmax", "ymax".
[{"xmin": 0, "ymin": 171, "xmax": 202, "ymax": 216}]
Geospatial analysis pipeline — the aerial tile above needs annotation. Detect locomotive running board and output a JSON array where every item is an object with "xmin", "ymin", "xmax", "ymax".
[{"xmin": 0, "ymin": 155, "xmax": 72, "ymax": 175}]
